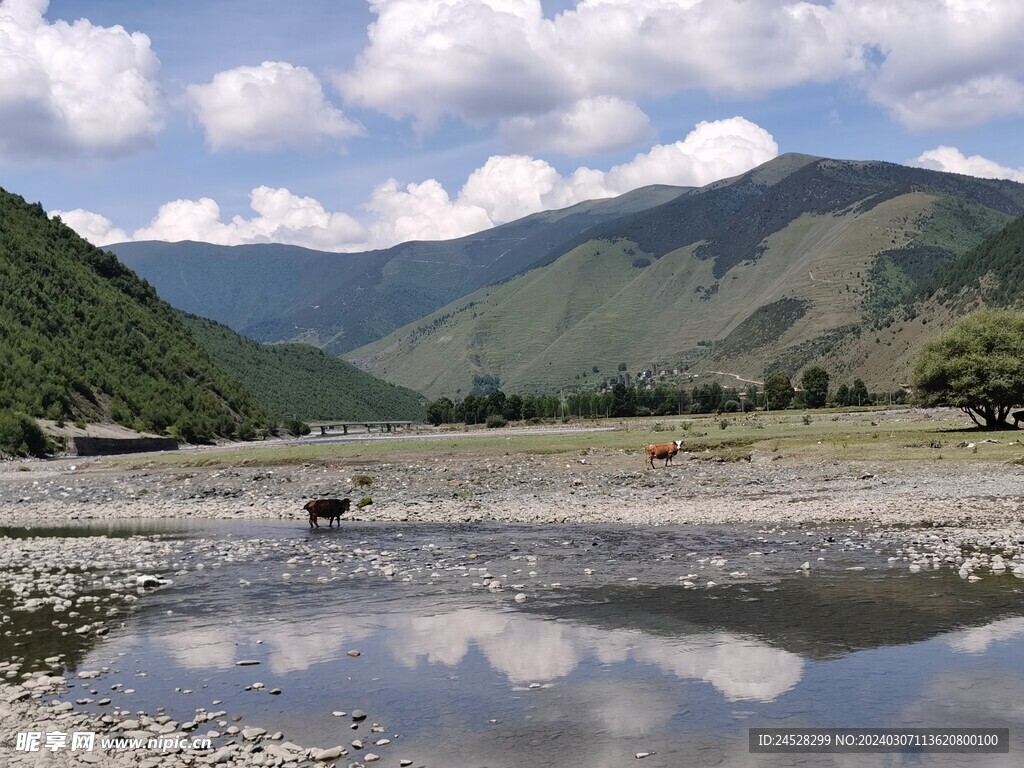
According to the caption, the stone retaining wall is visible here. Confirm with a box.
[72,437,179,456]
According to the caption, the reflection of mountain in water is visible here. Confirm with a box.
[528,568,1024,660]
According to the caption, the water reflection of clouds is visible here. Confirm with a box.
[390,608,803,702]
[158,604,802,702]
[945,617,1024,654]
[160,627,238,670]
[160,615,375,675]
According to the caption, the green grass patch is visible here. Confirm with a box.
[96,409,1024,471]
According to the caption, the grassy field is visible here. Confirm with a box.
[100,407,1024,471]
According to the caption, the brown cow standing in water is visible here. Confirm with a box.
[305,498,351,528]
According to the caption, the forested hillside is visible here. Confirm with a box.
[917,215,1024,306]
[0,188,269,450]
[181,314,426,422]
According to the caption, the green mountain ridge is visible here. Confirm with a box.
[0,188,269,445]
[180,313,426,422]
[111,184,687,355]
[345,155,1024,397]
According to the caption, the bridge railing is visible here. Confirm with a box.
[311,421,414,435]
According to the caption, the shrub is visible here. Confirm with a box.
[283,418,310,437]
[722,400,740,413]
[356,496,373,508]
[0,412,50,457]
[352,474,373,487]
[237,421,257,441]
[485,414,508,428]
[719,419,729,430]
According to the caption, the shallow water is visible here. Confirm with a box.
[9,521,1024,766]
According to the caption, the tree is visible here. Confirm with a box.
[764,373,794,410]
[800,366,830,408]
[426,397,455,426]
[911,308,1024,428]
[610,383,636,417]
[486,389,506,417]
[503,393,523,421]
[835,383,850,407]
[691,382,723,413]
[850,378,870,407]
[470,374,501,396]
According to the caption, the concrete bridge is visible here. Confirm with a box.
[311,421,413,436]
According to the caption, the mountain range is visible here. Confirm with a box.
[112,153,1024,399]
[112,184,685,355]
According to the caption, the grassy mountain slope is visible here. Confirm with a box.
[819,214,1024,390]
[347,156,1024,397]
[0,189,268,441]
[111,184,686,355]
[181,314,426,422]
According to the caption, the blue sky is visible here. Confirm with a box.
[2,0,1023,253]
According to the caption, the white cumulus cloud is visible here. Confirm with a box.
[57,117,779,252]
[912,146,1024,183]
[0,0,161,158]
[131,187,368,250]
[337,0,1024,140]
[844,0,1024,131]
[500,97,653,156]
[49,209,129,246]
[132,197,239,244]
[365,178,493,246]
[603,117,779,190]
[186,61,364,151]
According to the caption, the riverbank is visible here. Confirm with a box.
[3,408,1024,765]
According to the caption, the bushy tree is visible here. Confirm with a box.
[0,411,49,457]
[800,366,830,408]
[911,308,1024,428]
[503,393,523,421]
[470,374,501,396]
[691,382,723,413]
[764,373,794,410]
[426,397,455,426]
[850,379,870,406]
[834,383,850,406]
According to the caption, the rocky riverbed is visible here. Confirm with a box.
[2,438,1024,528]
[2,423,1024,766]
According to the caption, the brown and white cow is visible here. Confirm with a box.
[644,440,683,469]
[304,498,351,528]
